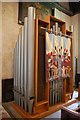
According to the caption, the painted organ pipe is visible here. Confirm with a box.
[27,7,36,114]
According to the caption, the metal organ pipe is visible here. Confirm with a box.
[27,7,36,114]
[14,48,16,103]
[14,7,36,114]
[18,34,21,106]
[16,40,19,104]
[20,26,24,108]
[24,17,28,111]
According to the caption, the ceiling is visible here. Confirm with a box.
[69,2,80,15]
[42,2,80,16]
[58,2,80,15]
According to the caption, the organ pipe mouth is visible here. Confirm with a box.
[29,96,35,100]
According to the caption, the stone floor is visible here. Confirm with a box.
[0,104,11,119]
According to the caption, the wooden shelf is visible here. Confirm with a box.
[50,15,66,34]
[38,18,49,24]
[50,15,65,24]
[35,100,48,107]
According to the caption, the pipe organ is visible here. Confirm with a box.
[14,6,73,116]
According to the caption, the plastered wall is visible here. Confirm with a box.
[71,14,80,74]
[0,2,2,103]
[70,14,78,78]
[2,2,22,79]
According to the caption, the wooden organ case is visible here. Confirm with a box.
[34,16,74,115]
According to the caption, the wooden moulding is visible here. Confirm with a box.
[33,101,48,114]
[50,15,65,24]
[3,99,77,119]
[34,18,38,105]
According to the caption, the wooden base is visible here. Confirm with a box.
[3,99,77,119]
